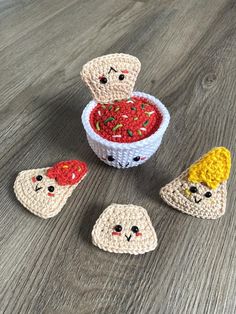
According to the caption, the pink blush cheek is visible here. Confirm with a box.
[136,232,142,236]
[32,177,36,183]
[141,157,146,160]
[48,193,55,197]
[112,232,121,236]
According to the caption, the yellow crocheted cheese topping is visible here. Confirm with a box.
[188,147,231,189]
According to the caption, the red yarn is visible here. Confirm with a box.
[89,96,163,143]
[46,160,88,186]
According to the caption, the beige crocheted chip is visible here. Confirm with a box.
[92,204,157,254]
[159,148,232,219]
[81,53,141,103]
[14,162,87,219]
[160,170,227,219]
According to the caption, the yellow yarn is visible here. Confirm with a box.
[184,189,191,196]
[188,147,231,189]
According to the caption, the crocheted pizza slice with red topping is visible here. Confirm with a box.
[89,96,163,143]
[14,160,88,219]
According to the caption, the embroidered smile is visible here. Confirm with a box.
[125,234,132,242]
[35,184,42,192]
[194,196,202,204]
[119,162,129,168]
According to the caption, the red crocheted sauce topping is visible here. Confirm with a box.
[89,96,163,143]
[46,160,88,186]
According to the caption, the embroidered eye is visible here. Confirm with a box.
[107,155,115,162]
[205,191,212,198]
[189,186,198,193]
[100,77,107,84]
[131,226,139,233]
[133,156,140,162]
[119,74,125,80]
[48,186,55,192]
[114,225,122,232]
[36,175,43,181]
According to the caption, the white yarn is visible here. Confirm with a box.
[81,91,170,169]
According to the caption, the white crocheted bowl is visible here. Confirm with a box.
[81,91,170,169]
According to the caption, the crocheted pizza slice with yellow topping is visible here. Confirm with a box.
[160,147,231,219]
[92,204,157,254]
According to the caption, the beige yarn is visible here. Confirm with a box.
[81,53,141,104]
[92,204,157,254]
[14,167,86,219]
[160,170,228,219]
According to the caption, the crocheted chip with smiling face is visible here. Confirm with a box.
[160,147,231,219]
[14,160,88,219]
[92,204,157,254]
[81,53,141,104]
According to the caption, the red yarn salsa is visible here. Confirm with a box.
[89,96,163,143]
[46,160,88,186]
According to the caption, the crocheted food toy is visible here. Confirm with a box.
[14,160,88,219]
[160,147,231,219]
[81,53,170,169]
[92,204,157,254]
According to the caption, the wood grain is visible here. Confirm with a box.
[0,0,236,313]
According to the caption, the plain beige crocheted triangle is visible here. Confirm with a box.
[81,53,141,103]
[92,204,157,254]
[160,170,228,219]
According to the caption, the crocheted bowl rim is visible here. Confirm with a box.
[81,91,170,149]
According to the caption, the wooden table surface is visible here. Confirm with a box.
[0,0,236,313]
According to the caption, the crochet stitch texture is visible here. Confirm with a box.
[81,53,170,169]
[47,160,87,186]
[14,160,88,219]
[188,147,231,189]
[92,204,157,254]
[160,147,231,219]
[89,96,163,143]
[81,53,141,104]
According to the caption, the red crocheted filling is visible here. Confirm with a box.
[46,160,88,186]
[89,96,163,143]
